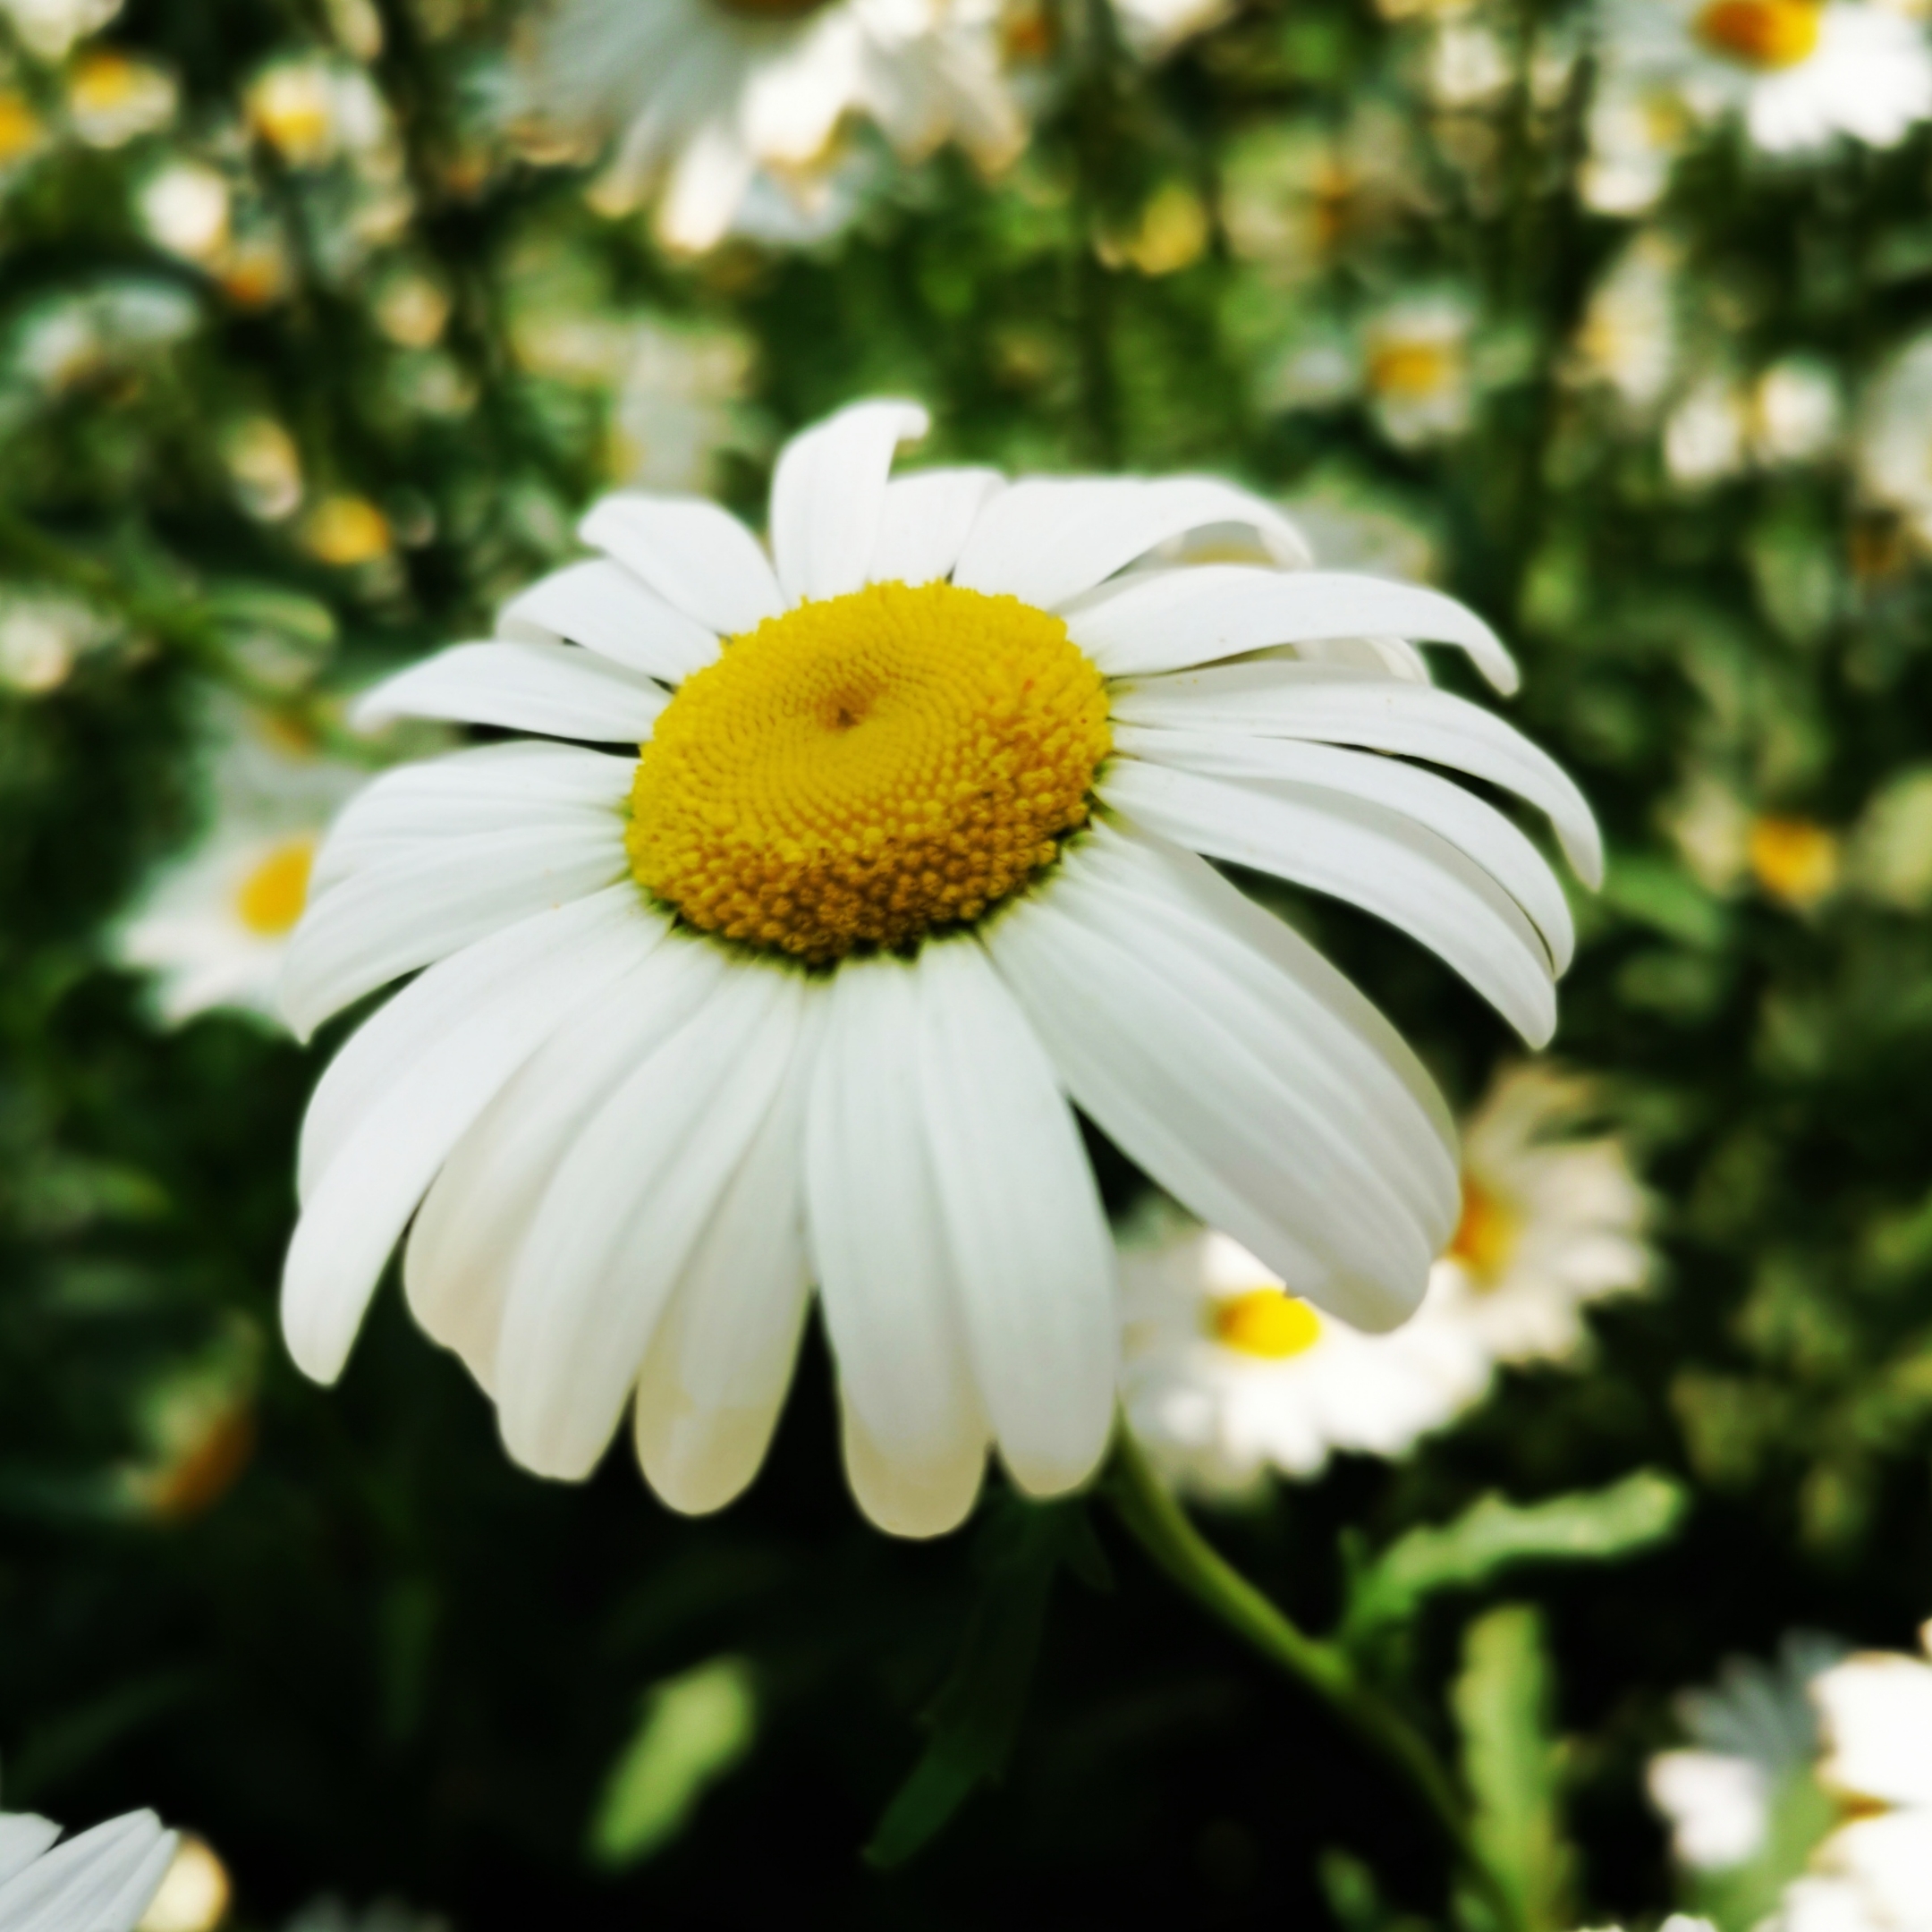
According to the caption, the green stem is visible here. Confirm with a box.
[1103,1427,1522,1932]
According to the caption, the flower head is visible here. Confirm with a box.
[531,0,1025,250]
[278,397,1597,1536]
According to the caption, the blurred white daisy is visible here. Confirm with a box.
[1431,1062,1649,1366]
[64,47,177,148]
[275,396,1597,1538]
[533,0,1025,252]
[1856,332,1932,544]
[115,704,366,1028]
[0,0,118,59]
[1571,232,1681,417]
[1648,1633,1843,1875]
[1602,0,1932,153]
[609,319,755,495]
[1580,80,1694,214]
[1108,0,1234,58]
[1797,1623,1932,1932]
[0,1805,177,1932]
[1119,1217,1493,1495]
[1362,295,1476,448]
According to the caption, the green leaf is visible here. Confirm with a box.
[587,1656,758,1870]
[1598,857,1731,950]
[1346,1471,1687,1639]
[1452,1605,1572,1932]
[1686,1763,1839,1932]
[864,1496,1097,1869]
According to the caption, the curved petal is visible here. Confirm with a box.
[0,1812,175,1932]
[632,985,826,1515]
[280,824,628,1041]
[1100,758,1558,1046]
[494,959,803,1481]
[309,742,631,898]
[295,883,657,1204]
[1070,564,1518,692]
[578,492,784,637]
[953,476,1310,612]
[497,557,721,682]
[1110,661,1604,885]
[1114,727,1575,972]
[805,952,987,1537]
[983,834,1448,1330]
[769,398,930,603]
[280,889,656,1385]
[913,939,1117,1496]
[404,933,724,1394]
[868,467,1004,586]
[0,1819,59,1888]
[352,640,669,741]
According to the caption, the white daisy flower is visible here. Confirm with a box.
[1119,1218,1494,1496]
[276,396,1598,1538]
[1361,295,1477,448]
[1602,0,1932,154]
[1801,1623,1932,1932]
[1570,232,1682,418]
[1108,0,1235,58]
[1648,1633,1843,1875]
[1430,1062,1649,1367]
[115,704,367,1028]
[0,1805,177,1932]
[533,0,1025,252]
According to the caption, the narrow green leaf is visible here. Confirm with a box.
[1347,1471,1687,1638]
[864,1497,1092,1869]
[1453,1605,1572,1932]
[588,1656,758,1869]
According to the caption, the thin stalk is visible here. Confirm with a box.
[1103,1427,1522,1932]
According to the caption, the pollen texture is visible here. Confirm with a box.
[627,580,1111,961]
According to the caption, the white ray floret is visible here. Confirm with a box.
[277,395,1597,1537]
[0,1805,177,1932]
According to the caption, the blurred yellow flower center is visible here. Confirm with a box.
[1694,0,1821,69]
[1208,1290,1324,1360]
[1748,814,1839,907]
[69,54,146,113]
[627,580,1111,962]
[0,92,44,162]
[1447,1177,1520,1285]
[1368,338,1458,401]
[234,837,316,936]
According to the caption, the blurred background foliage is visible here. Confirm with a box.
[2,0,1931,1925]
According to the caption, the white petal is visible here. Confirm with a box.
[578,491,784,636]
[1111,660,1603,885]
[0,1811,175,1932]
[1069,564,1518,692]
[404,931,723,1394]
[0,1818,58,1888]
[805,953,987,1536]
[280,889,657,1385]
[658,116,758,251]
[309,742,631,898]
[1817,1652,1932,1807]
[1114,727,1575,972]
[953,477,1310,612]
[1100,758,1558,1046]
[913,939,1117,1496]
[632,984,826,1514]
[868,467,1004,585]
[984,830,1448,1331]
[769,398,931,603]
[352,640,669,741]
[280,822,628,1040]
[494,959,804,1480]
[496,557,721,682]
[295,882,653,1202]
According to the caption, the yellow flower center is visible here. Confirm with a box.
[1208,1290,1325,1360]
[234,837,316,936]
[1446,1177,1520,1286]
[1368,338,1459,402]
[1748,814,1839,907]
[0,92,44,163]
[627,580,1111,962]
[1693,0,1822,69]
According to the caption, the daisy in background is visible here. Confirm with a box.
[1120,1063,1648,1494]
[1855,331,1932,547]
[0,1801,177,1931]
[276,397,1597,1538]
[114,699,367,1028]
[529,0,1025,253]
[1599,0,1932,154]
